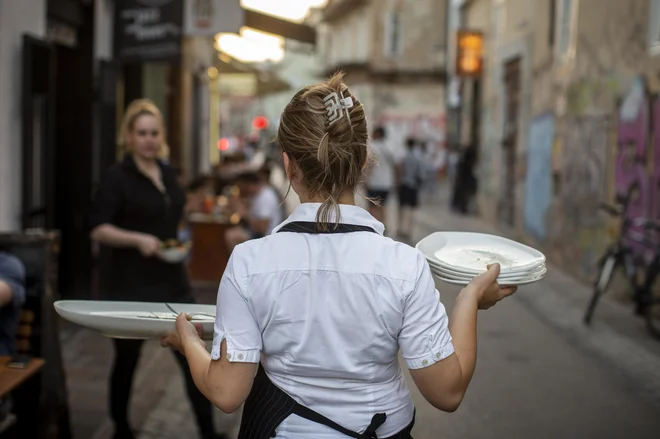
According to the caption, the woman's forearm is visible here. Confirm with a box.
[181,336,257,413]
[182,336,245,413]
[182,336,216,401]
[90,224,142,248]
[0,281,13,307]
[448,286,480,392]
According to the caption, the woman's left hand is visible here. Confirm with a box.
[161,313,203,354]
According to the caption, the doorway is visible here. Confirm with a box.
[499,57,522,226]
[22,35,55,231]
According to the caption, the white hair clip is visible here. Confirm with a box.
[324,91,354,125]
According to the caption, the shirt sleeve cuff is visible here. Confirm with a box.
[211,332,261,363]
[404,340,455,370]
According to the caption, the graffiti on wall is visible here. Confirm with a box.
[523,113,555,240]
[557,115,611,272]
[561,116,611,229]
[615,77,649,254]
[610,76,660,260]
[543,76,660,277]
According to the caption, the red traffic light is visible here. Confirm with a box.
[218,138,230,151]
[252,116,269,130]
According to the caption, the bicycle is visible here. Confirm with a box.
[583,195,660,339]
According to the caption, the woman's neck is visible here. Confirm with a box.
[299,190,356,206]
[132,154,159,173]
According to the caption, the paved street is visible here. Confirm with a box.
[409,201,660,438]
[63,185,660,439]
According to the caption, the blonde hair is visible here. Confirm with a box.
[118,99,169,159]
[277,72,369,229]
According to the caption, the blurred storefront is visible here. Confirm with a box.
[1,0,317,299]
[0,0,97,298]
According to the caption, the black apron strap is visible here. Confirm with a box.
[292,405,387,438]
[238,367,296,439]
[238,366,412,439]
[277,221,378,235]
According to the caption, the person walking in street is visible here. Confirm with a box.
[162,73,516,438]
[451,145,478,215]
[396,138,425,243]
[365,126,398,226]
[89,99,225,439]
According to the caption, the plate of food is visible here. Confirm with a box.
[159,239,191,264]
[54,300,216,340]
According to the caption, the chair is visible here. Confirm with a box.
[0,232,71,438]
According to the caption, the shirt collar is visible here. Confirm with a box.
[272,203,385,236]
[121,153,167,174]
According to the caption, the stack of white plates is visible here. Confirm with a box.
[416,232,546,286]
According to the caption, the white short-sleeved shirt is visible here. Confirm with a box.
[367,139,401,191]
[250,185,282,235]
[212,203,454,438]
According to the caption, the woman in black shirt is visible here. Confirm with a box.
[89,99,221,439]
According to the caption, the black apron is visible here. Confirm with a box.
[237,221,415,439]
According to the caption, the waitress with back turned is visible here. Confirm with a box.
[89,99,222,439]
[163,75,517,438]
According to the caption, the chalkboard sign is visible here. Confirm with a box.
[114,0,183,62]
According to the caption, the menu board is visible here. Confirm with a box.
[114,0,184,62]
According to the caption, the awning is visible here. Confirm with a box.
[216,56,291,96]
[243,9,316,45]
[322,0,368,22]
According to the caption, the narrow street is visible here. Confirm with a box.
[63,185,660,439]
[409,199,660,438]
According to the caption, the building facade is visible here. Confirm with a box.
[463,0,660,288]
[317,0,448,148]
[0,0,225,297]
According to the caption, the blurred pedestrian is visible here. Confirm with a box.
[396,138,425,242]
[0,253,26,433]
[451,145,478,215]
[365,126,398,226]
[163,73,516,439]
[0,252,25,356]
[89,99,225,439]
[224,169,283,251]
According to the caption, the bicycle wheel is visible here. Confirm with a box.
[645,298,660,340]
[584,254,617,325]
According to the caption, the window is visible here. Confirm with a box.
[549,0,556,48]
[384,4,403,58]
[649,0,660,55]
[355,10,370,62]
[492,0,505,45]
[554,0,577,63]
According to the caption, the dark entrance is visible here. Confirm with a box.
[22,1,96,299]
[499,57,522,227]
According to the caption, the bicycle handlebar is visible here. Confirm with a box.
[599,203,623,217]
[632,218,660,232]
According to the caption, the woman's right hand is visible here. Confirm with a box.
[135,233,162,257]
[466,263,517,310]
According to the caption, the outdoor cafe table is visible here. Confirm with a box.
[187,214,234,285]
[0,356,44,399]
